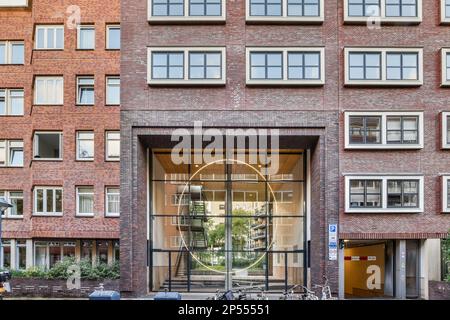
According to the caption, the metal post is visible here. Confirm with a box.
[225,163,233,290]
[285,251,288,292]
[0,209,3,269]
[168,251,172,292]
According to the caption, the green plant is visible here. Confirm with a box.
[8,258,120,281]
[443,231,450,282]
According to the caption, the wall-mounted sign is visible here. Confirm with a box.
[328,224,337,261]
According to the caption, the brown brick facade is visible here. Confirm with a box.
[121,0,450,298]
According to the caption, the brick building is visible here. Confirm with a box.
[0,0,121,271]
[121,0,450,299]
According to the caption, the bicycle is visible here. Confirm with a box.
[313,276,337,300]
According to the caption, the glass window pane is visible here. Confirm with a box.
[55,189,63,212]
[0,43,5,63]
[79,27,95,49]
[11,43,24,64]
[107,27,120,49]
[46,189,54,212]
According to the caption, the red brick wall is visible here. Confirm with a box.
[0,0,120,239]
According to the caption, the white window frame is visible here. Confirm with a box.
[0,140,24,167]
[442,112,450,149]
[105,131,120,161]
[344,0,422,23]
[0,89,24,116]
[33,186,63,216]
[442,176,450,213]
[105,187,120,217]
[77,25,95,50]
[0,41,25,64]
[246,47,325,86]
[148,47,226,85]
[245,0,324,23]
[33,131,63,161]
[76,76,95,105]
[441,48,450,86]
[106,25,120,50]
[34,76,64,105]
[106,76,120,105]
[0,190,23,219]
[76,131,94,161]
[148,0,226,22]
[34,25,64,50]
[344,174,424,213]
[76,186,95,217]
[441,0,450,24]
[344,47,423,86]
[0,0,28,7]
[344,111,424,149]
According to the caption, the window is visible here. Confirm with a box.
[113,241,120,262]
[348,53,381,80]
[34,241,75,269]
[386,116,418,144]
[15,240,27,270]
[0,191,23,218]
[386,0,417,17]
[0,140,24,167]
[246,0,323,22]
[441,112,450,149]
[96,241,109,264]
[106,131,120,161]
[387,180,419,208]
[34,76,63,105]
[349,180,382,208]
[35,25,64,50]
[344,0,421,22]
[0,240,11,269]
[0,41,24,64]
[77,25,95,50]
[106,76,120,105]
[81,240,93,262]
[76,131,94,160]
[34,187,63,215]
[76,187,94,216]
[0,89,24,115]
[441,49,450,86]
[344,48,423,86]
[189,52,222,79]
[76,76,95,105]
[442,176,450,213]
[386,53,418,80]
[148,47,226,85]
[246,47,325,85]
[106,25,120,50]
[345,112,423,149]
[33,132,62,160]
[106,187,120,216]
[345,175,424,213]
[348,116,381,144]
[442,0,450,23]
[149,0,226,21]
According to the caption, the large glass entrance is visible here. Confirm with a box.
[149,149,307,292]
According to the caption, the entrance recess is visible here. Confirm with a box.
[149,150,307,292]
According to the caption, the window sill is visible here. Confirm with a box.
[33,158,63,162]
[246,79,325,86]
[344,17,422,24]
[75,158,94,162]
[441,81,450,87]
[245,16,324,24]
[75,104,95,107]
[105,158,120,162]
[105,104,120,107]
[0,165,24,168]
[1,216,24,220]
[0,114,25,117]
[33,213,63,217]
[0,63,25,66]
[76,48,95,51]
[148,79,226,86]
[33,104,64,107]
[344,80,423,87]
[345,144,423,150]
[345,208,423,214]
[33,48,64,51]
[148,16,226,24]
[105,214,120,218]
[105,48,120,51]
[75,214,94,217]
[441,18,450,25]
